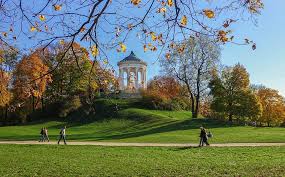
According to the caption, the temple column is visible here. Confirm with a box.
[119,68,124,90]
[143,68,147,89]
[126,68,130,88]
[135,67,138,90]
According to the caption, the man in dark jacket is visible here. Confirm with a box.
[199,126,210,146]
[39,127,44,142]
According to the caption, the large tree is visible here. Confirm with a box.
[44,43,117,104]
[209,63,262,122]
[0,42,18,121]
[255,87,285,126]
[161,35,220,118]
[12,51,51,112]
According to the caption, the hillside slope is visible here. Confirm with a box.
[0,99,284,143]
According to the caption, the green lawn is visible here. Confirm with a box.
[0,144,284,176]
[0,108,284,143]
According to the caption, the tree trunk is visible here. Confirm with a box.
[185,82,196,118]
[194,70,201,118]
[32,96,35,112]
[194,95,200,118]
[229,113,233,122]
[41,96,44,112]
[5,104,8,122]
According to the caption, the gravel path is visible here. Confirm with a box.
[0,141,284,147]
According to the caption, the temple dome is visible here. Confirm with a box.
[118,51,147,66]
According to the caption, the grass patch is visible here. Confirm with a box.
[0,144,284,176]
[0,108,284,143]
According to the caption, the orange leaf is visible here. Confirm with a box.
[131,0,141,6]
[53,4,62,11]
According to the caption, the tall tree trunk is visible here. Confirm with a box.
[228,101,233,122]
[41,96,44,112]
[5,104,8,122]
[194,95,200,118]
[194,70,201,118]
[229,113,233,122]
[185,82,195,118]
[32,96,35,112]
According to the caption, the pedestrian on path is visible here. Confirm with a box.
[199,126,210,147]
[58,126,67,145]
[44,127,49,142]
[39,127,45,142]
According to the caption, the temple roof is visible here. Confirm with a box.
[118,51,147,65]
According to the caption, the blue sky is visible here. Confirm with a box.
[221,0,285,96]
[119,0,285,96]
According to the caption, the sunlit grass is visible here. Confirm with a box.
[0,144,284,176]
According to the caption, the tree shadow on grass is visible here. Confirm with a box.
[68,118,235,141]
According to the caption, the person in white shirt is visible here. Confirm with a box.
[58,126,67,145]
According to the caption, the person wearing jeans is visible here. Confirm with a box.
[58,126,67,145]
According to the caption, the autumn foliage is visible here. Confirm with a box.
[255,88,285,126]
[0,42,118,124]
[142,76,190,110]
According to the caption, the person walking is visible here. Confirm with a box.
[199,126,210,147]
[58,126,67,145]
[39,127,44,142]
[44,127,49,142]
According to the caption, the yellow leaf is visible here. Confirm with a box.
[167,0,173,7]
[39,15,46,21]
[30,26,37,32]
[157,7,166,13]
[150,32,157,41]
[53,4,62,11]
[203,9,215,18]
[59,39,65,45]
[103,59,108,65]
[91,45,99,56]
[131,0,141,6]
[218,30,228,43]
[181,15,187,26]
[120,43,127,52]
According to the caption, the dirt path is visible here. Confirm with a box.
[0,141,285,147]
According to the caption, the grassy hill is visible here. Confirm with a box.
[0,99,284,143]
